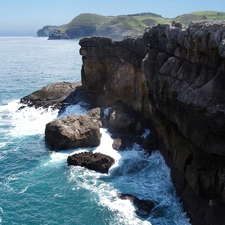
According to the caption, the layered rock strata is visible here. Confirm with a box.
[79,20,225,225]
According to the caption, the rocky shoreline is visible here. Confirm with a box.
[20,81,156,217]
[21,20,225,225]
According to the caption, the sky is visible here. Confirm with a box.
[0,0,224,36]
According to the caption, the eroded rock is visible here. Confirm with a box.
[20,82,81,110]
[45,114,101,150]
[67,151,114,173]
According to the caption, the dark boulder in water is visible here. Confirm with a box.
[45,114,101,150]
[67,151,115,173]
[112,138,122,150]
[20,81,81,110]
[118,193,154,217]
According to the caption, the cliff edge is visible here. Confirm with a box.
[79,20,225,225]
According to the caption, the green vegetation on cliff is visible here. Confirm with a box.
[175,11,225,25]
[37,11,225,39]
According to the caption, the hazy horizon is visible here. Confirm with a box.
[0,0,224,36]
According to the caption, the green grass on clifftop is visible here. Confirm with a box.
[38,11,225,38]
[60,10,225,31]
[175,11,225,25]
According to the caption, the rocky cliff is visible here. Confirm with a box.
[79,20,225,225]
[37,25,57,37]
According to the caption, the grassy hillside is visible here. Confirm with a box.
[59,10,225,33]
[38,11,225,39]
[175,11,225,25]
[65,13,108,27]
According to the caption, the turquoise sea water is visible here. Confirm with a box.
[0,37,190,225]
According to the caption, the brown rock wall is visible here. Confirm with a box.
[79,20,225,225]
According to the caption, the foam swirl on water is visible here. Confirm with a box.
[0,99,190,224]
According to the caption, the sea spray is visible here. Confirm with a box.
[0,37,190,225]
[0,99,190,224]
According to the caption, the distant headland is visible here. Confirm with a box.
[37,11,225,40]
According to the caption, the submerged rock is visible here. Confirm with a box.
[118,193,154,217]
[45,114,101,150]
[67,151,114,173]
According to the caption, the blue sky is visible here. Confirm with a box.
[0,0,224,36]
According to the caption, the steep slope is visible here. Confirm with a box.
[79,20,225,225]
[37,12,168,39]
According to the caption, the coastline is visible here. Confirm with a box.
[78,21,225,225]
[18,20,225,224]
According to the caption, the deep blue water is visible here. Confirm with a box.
[0,37,190,225]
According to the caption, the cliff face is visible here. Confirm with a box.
[79,20,225,225]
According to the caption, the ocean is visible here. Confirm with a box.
[0,36,190,225]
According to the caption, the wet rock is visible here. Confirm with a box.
[118,193,154,216]
[87,107,104,127]
[20,81,81,110]
[143,130,159,152]
[45,114,101,150]
[111,133,143,150]
[67,151,114,173]
[108,110,135,133]
[112,138,122,150]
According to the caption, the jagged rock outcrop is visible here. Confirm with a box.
[37,25,57,37]
[67,151,114,173]
[20,82,81,110]
[19,81,93,112]
[79,20,225,225]
[45,114,101,150]
[48,30,70,40]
